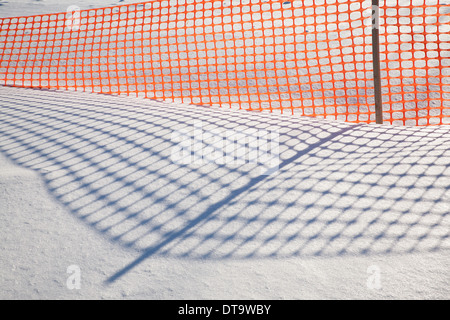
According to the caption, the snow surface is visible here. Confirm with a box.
[0,0,449,300]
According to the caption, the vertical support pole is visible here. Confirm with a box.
[372,0,383,124]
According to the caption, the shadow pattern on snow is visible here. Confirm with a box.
[0,86,449,283]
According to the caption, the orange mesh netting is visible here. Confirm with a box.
[0,0,449,125]
[381,1,450,125]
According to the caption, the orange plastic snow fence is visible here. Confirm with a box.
[0,0,449,125]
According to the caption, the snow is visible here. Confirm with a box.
[0,0,449,300]
[0,0,148,18]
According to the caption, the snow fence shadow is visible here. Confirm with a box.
[0,86,449,283]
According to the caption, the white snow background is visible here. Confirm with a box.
[0,0,449,299]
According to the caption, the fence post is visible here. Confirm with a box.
[372,0,383,124]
